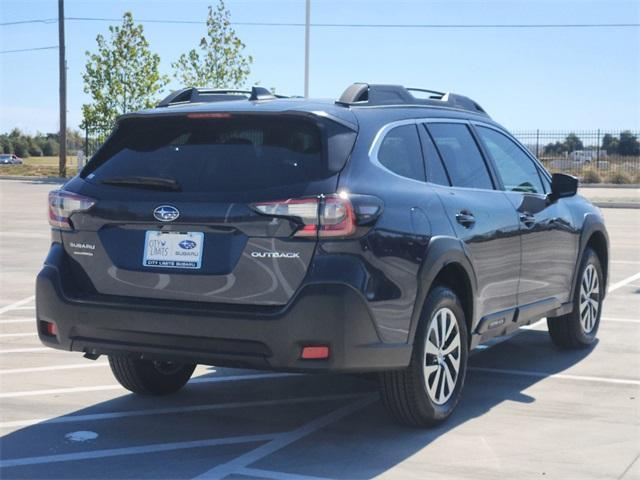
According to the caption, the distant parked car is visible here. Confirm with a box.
[0,154,23,165]
[569,150,605,163]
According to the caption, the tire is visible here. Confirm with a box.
[379,285,469,427]
[108,355,196,395]
[547,247,603,349]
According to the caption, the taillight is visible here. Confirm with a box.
[319,194,356,238]
[48,190,96,230]
[251,193,359,239]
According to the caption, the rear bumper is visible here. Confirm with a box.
[36,244,411,372]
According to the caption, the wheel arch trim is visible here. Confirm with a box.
[408,235,478,345]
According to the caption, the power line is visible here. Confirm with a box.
[0,19,57,26]
[0,45,58,54]
[65,18,640,28]
[1,17,639,28]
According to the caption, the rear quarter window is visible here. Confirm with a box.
[376,124,425,181]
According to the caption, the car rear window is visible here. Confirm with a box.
[83,115,337,193]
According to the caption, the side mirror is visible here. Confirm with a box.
[549,173,578,202]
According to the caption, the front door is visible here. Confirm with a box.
[473,124,579,317]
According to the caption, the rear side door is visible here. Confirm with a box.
[424,121,521,325]
[473,124,579,314]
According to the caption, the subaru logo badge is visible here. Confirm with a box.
[153,205,180,222]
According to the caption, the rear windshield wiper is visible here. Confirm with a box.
[100,176,182,191]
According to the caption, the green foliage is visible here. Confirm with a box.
[543,141,566,155]
[601,131,640,156]
[563,133,583,153]
[82,12,169,128]
[617,131,640,156]
[543,133,584,155]
[0,129,82,158]
[601,133,618,154]
[172,1,253,88]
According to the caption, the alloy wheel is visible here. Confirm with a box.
[424,307,461,405]
[579,264,600,333]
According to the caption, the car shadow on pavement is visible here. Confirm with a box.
[0,329,597,479]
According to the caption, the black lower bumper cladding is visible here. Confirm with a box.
[36,245,411,372]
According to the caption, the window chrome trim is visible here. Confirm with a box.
[368,118,477,186]
[369,117,549,191]
[366,119,430,185]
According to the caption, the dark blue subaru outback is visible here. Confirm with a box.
[37,84,609,426]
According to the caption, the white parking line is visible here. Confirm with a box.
[194,395,378,479]
[238,467,332,480]
[11,306,35,311]
[0,332,37,338]
[0,433,275,468]
[602,317,640,324]
[470,367,640,385]
[0,347,58,354]
[0,362,108,375]
[0,318,34,325]
[608,272,640,293]
[0,393,367,429]
[0,296,34,315]
[0,372,296,399]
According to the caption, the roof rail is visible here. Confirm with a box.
[157,86,282,107]
[336,83,488,116]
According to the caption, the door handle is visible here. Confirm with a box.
[519,212,536,228]
[455,210,476,228]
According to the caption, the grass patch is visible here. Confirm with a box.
[0,156,78,177]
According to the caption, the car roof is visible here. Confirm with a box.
[120,96,504,133]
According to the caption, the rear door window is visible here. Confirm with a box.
[84,115,333,193]
[377,124,425,181]
[427,123,494,190]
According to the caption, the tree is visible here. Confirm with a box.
[602,133,619,155]
[617,131,640,156]
[172,1,253,88]
[82,12,169,128]
[563,133,583,153]
[543,141,567,155]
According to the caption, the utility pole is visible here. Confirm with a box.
[304,0,310,97]
[58,0,67,177]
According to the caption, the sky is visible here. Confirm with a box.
[0,0,639,134]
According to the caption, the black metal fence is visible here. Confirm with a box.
[512,130,640,184]
[83,125,640,184]
[84,124,112,159]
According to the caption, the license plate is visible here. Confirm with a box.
[143,231,204,269]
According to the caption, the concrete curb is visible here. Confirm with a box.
[0,175,66,182]
[593,202,640,209]
[581,184,640,189]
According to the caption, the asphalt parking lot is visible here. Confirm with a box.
[0,178,638,479]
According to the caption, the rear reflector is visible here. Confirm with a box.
[301,345,330,360]
[48,190,96,230]
[43,321,58,336]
